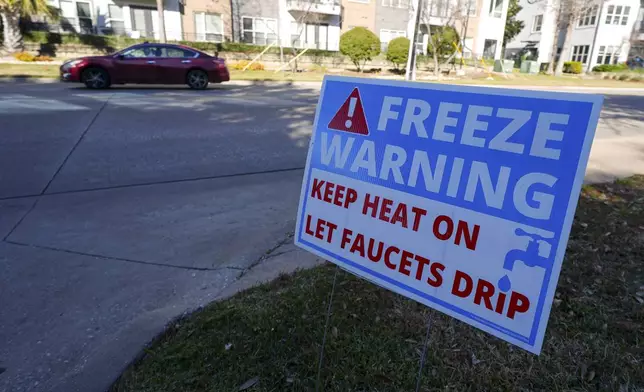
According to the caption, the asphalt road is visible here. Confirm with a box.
[1,81,643,392]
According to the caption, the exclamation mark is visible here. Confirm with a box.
[345,97,357,129]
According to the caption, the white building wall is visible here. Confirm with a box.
[505,0,558,63]
[277,0,341,50]
[475,0,510,58]
[509,0,639,70]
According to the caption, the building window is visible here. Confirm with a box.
[489,0,503,18]
[578,5,598,27]
[242,17,278,45]
[76,2,93,33]
[195,12,223,42]
[462,0,476,16]
[596,45,620,64]
[571,45,590,63]
[108,4,125,35]
[605,5,630,25]
[483,39,497,58]
[58,0,77,32]
[382,0,408,8]
[291,22,330,50]
[532,14,543,32]
[379,29,406,50]
[430,0,449,16]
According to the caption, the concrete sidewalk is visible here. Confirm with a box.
[0,81,642,392]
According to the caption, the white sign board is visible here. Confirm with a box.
[295,76,603,354]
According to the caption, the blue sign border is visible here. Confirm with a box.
[295,75,603,353]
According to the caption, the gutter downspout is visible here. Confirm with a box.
[586,0,606,73]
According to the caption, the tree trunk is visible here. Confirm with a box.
[1,10,23,54]
[547,1,563,74]
[554,17,574,76]
[156,0,166,43]
[433,52,439,76]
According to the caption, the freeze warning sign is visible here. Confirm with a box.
[294,76,603,354]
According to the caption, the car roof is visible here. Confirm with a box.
[128,42,211,56]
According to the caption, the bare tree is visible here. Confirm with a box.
[418,0,468,76]
[549,0,600,75]
[286,0,336,71]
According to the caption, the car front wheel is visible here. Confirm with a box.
[82,67,110,89]
[187,70,209,90]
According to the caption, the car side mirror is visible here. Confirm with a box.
[116,54,124,60]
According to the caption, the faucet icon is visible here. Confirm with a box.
[498,228,553,293]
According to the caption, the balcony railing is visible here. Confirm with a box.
[286,0,341,15]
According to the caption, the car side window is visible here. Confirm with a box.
[122,46,162,58]
[164,47,197,58]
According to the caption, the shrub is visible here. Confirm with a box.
[618,74,630,81]
[34,55,53,62]
[563,61,583,74]
[231,60,265,71]
[427,26,460,61]
[339,27,380,72]
[13,52,36,62]
[386,36,410,69]
[592,63,628,72]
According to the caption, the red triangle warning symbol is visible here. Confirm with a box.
[328,88,369,135]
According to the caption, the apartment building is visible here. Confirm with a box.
[342,0,376,33]
[506,0,640,70]
[43,0,183,40]
[34,0,508,58]
[630,5,644,56]
[367,0,508,58]
[181,0,232,43]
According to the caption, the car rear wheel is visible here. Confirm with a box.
[82,67,110,89]
[187,70,209,90]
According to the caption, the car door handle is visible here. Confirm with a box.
[181,60,191,64]
[147,60,156,64]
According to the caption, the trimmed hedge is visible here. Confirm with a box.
[563,61,583,74]
[592,63,629,72]
[23,31,338,57]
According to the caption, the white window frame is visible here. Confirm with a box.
[430,0,449,17]
[462,0,476,16]
[195,12,224,42]
[596,45,620,64]
[242,16,278,46]
[382,0,407,8]
[489,0,503,18]
[571,45,590,64]
[107,4,125,34]
[532,14,543,32]
[578,5,598,27]
[380,29,406,50]
[605,5,630,25]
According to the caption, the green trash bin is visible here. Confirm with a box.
[520,60,539,74]
[493,60,514,73]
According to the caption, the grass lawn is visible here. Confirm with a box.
[112,177,644,392]
[0,63,60,79]
[2,63,644,88]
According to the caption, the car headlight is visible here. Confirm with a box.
[64,59,84,68]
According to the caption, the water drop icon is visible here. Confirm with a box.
[498,275,511,292]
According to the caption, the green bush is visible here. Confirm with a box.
[339,27,380,72]
[386,36,410,69]
[427,26,459,61]
[22,31,339,57]
[563,61,583,74]
[592,63,629,72]
[618,74,630,81]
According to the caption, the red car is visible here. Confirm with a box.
[60,42,230,90]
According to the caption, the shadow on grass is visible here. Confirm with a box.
[111,176,644,392]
